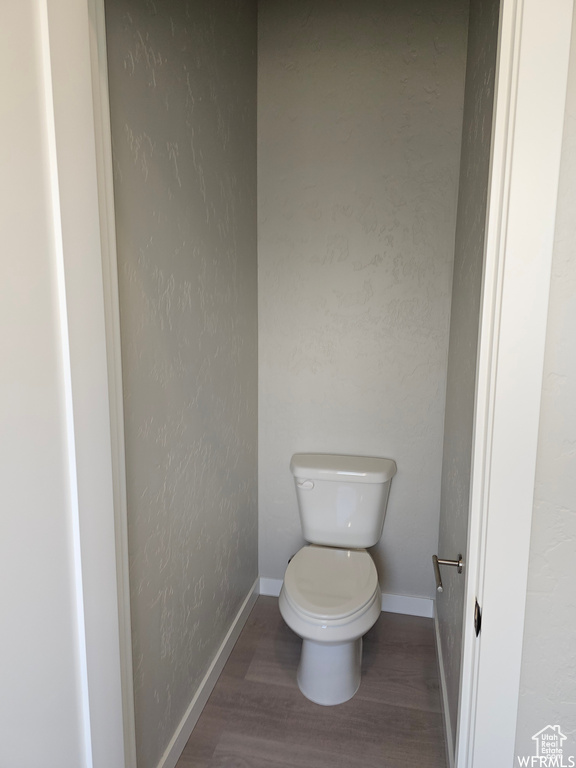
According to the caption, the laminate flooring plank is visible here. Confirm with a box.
[205,679,444,763]
[209,731,414,768]
[176,717,223,766]
[174,758,210,768]
[366,612,436,648]
[244,632,302,689]
[176,597,447,768]
[218,598,278,680]
[358,645,441,711]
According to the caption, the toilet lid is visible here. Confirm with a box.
[284,546,379,621]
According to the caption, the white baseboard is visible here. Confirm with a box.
[259,576,282,597]
[156,578,259,768]
[259,577,434,619]
[380,593,434,618]
[434,602,455,768]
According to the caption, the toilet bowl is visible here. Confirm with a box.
[280,453,396,705]
[279,544,382,705]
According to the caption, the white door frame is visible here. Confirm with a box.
[81,0,574,766]
[14,0,136,765]
[87,0,137,765]
[455,1,574,766]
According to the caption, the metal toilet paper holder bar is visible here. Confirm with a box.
[432,554,463,593]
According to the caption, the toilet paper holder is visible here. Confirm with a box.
[432,554,463,593]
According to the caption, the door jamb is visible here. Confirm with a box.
[455,1,574,765]
[88,0,137,765]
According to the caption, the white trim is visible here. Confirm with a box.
[38,3,93,761]
[434,604,455,768]
[259,577,433,618]
[455,0,521,760]
[380,593,433,619]
[87,1,137,765]
[156,579,259,768]
[44,0,129,764]
[455,1,575,766]
[259,577,283,597]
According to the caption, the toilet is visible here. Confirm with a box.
[279,453,396,706]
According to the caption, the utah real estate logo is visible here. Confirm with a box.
[517,725,575,767]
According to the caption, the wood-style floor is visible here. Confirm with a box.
[176,596,446,768]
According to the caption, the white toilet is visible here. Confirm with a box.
[279,453,397,706]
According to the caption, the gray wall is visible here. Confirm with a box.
[436,0,499,748]
[105,3,258,766]
[257,0,469,598]
[515,9,576,757]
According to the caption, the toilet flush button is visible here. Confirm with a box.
[297,479,314,490]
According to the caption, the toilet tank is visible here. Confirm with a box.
[290,454,397,549]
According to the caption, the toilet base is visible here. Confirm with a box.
[297,637,362,706]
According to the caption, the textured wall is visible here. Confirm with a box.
[515,11,576,756]
[436,0,499,748]
[258,0,468,597]
[105,3,258,767]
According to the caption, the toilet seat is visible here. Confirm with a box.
[283,545,379,622]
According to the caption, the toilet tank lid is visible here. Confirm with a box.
[290,454,397,483]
